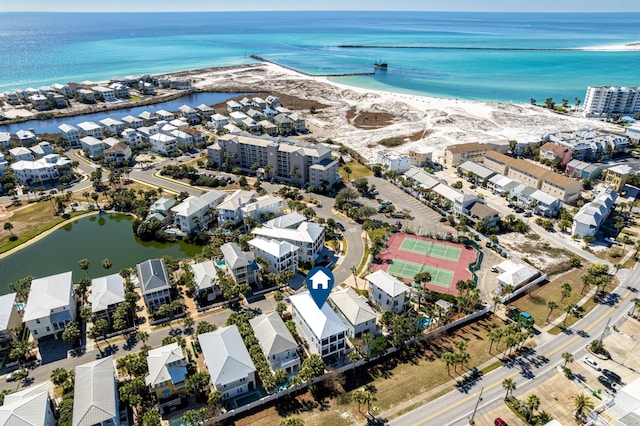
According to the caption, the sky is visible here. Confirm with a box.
[1,0,639,13]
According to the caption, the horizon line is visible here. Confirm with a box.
[2,10,639,13]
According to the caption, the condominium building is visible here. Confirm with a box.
[11,154,72,186]
[583,86,640,117]
[248,237,299,274]
[252,221,325,263]
[208,135,340,189]
[377,151,411,173]
[544,129,629,162]
[603,164,633,192]
[572,190,617,237]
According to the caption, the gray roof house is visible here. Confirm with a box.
[249,313,300,375]
[72,356,119,426]
[328,287,377,338]
[0,382,55,425]
[88,273,125,318]
[136,259,172,310]
[263,212,307,229]
[220,243,259,286]
[145,343,188,400]
[199,325,256,400]
[366,270,411,314]
[191,260,221,300]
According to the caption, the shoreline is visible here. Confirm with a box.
[2,61,623,163]
[0,210,98,261]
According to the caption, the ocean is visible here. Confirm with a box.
[1,11,639,103]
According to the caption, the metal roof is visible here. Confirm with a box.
[72,357,117,426]
[23,271,73,322]
[199,325,256,387]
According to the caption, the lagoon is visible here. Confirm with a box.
[0,213,202,294]
[0,91,247,134]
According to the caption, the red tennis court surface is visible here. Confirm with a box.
[372,232,478,296]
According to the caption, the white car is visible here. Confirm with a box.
[583,356,601,371]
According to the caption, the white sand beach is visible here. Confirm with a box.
[186,62,620,162]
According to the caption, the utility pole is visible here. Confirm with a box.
[469,386,484,425]
[600,317,611,343]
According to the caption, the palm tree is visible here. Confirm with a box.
[562,304,573,325]
[441,352,456,375]
[82,191,90,205]
[525,394,540,422]
[573,393,592,419]
[561,351,574,368]
[102,258,112,270]
[502,378,516,401]
[488,327,503,353]
[546,300,558,323]
[413,285,429,311]
[492,295,501,313]
[3,222,15,238]
[343,166,352,181]
[135,331,149,345]
[630,297,640,317]
[78,258,90,276]
[560,283,572,302]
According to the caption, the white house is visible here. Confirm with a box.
[248,237,299,274]
[199,326,257,400]
[494,260,542,290]
[572,190,618,237]
[104,142,132,165]
[328,287,377,338]
[155,109,175,121]
[377,151,411,174]
[149,133,177,156]
[530,190,563,218]
[226,100,242,112]
[263,212,307,229]
[93,86,116,102]
[230,111,249,125]
[80,136,105,158]
[136,259,172,310]
[77,121,103,139]
[240,194,284,222]
[16,129,37,146]
[366,270,411,314]
[88,273,126,321]
[217,190,257,226]
[0,382,55,426]
[210,113,229,128]
[11,154,72,186]
[145,343,188,400]
[58,124,81,147]
[249,312,300,375]
[30,142,54,158]
[72,356,120,426]
[170,189,227,234]
[191,260,221,301]
[0,293,21,351]
[23,271,76,340]
[252,221,325,263]
[290,291,347,359]
[99,117,125,136]
[9,147,34,162]
[121,128,142,147]
[0,132,11,149]
[121,115,143,129]
[178,105,200,125]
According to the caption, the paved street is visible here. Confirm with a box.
[389,263,639,426]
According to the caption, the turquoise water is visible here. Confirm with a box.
[0,213,202,293]
[1,11,639,102]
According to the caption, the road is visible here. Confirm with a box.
[390,263,639,426]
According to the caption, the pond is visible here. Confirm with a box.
[0,91,250,134]
[0,213,202,293]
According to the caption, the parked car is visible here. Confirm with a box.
[470,184,477,189]
[602,369,622,384]
[369,189,379,196]
[491,266,499,272]
[598,375,619,391]
[336,223,345,232]
[494,418,508,426]
[514,207,524,213]
[583,356,601,371]
[523,211,532,217]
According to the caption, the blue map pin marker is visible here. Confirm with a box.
[306,266,334,309]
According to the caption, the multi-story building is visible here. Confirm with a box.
[483,150,515,175]
[240,194,285,223]
[366,270,411,314]
[77,121,103,139]
[23,271,76,340]
[220,242,259,286]
[199,326,257,400]
[92,86,116,102]
[99,117,125,136]
[80,136,105,158]
[16,129,37,147]
[539,142,573,166]
[72,357,120,426]
[121,115,143,129]
[248,237,299,274]
[604,164,632,192]
[58,124,80,148]
[170,189,227,234]
[0,294,21,351]
[104,142,132,165]
[208,135,340,189]
[328,287,377,338]
[0,382,56,425]
[88,273,126,321]
[149,133,177,156]
[136,259,172,310]
[290,292,347,360]
[544,129,628,162]
[444,142,494,167]
[216,190,258,226]
[252,221,325,263]
[377,151,411,174]
[249,313,300,375]
[572,190,617,237]
[583,86,640,117]
[145,343,188,401]
[11,154,72,186]
[178,105,200,125]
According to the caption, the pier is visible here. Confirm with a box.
[250,55,375,77]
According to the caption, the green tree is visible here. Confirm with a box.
[441,351,456,375]
[141,408,162,426]
[3,222,15,238]
[9,340,34,365]
[186,371,211,398]
[561,351,574,368]
[102,258,112,270]
[182,408,208,426]
[61,321,81,347]
[78,258,90,276]
[299,354,325,381]
[573,393,592,419]
[546,300,558,323]
[343,166,352,181]
[502,377,516,400]
[279,417,304,426]
[525,394,541,423]
[561,283,572,302]
[196,320,217,335]
[50,367,71,388]
[488,327,503,353]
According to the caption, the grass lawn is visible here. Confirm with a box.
[339,162,372,181]
[0,202,86,255]
[232,316,505,426]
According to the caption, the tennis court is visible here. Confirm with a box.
[400,237,461,262]
[387,259,455,289]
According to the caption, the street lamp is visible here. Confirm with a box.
[469,386,484,425]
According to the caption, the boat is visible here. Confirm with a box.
[374,60,388,70]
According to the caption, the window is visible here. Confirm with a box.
[36,319,41,324]
[46,327,50,332]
